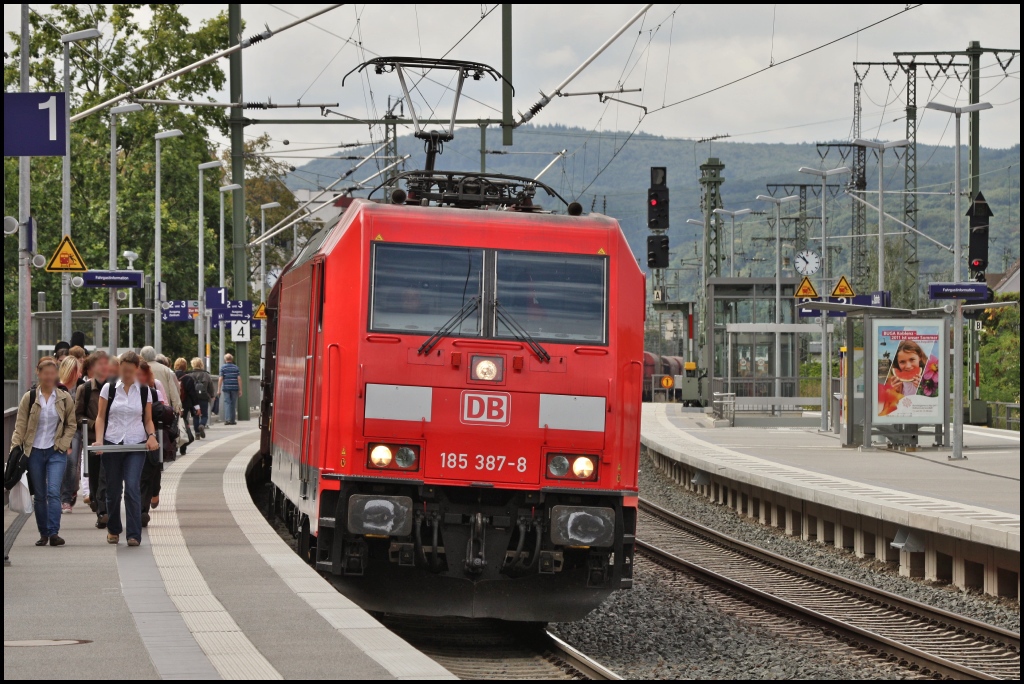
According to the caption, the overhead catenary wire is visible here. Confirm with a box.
[71,3,347,121]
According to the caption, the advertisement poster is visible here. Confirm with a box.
[872,319,944,424]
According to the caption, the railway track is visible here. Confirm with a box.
[638,498,1020,680]
[378,615,621,680]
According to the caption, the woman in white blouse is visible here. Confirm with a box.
[9,356,78,546]
[92,351,159,546]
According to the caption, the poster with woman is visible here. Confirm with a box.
[872,319,944,424]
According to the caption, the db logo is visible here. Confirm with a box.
[461,391,511,426]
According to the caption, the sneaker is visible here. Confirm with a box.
[83,494,91,506]
[197,426,206,439]
[35,537,49,546]
[49,535,65,547]
[142,512,151,527]
[179,444,188,456]
[127,538,141,547]
[106,534,119,544]
[150,496,160,510]
[62,503,73,514]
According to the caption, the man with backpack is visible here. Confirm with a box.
[76,351,113,529]
[187,358,214,437]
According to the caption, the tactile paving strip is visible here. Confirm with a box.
[222,450,456,680]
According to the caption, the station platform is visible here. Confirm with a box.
[3,425,453,681]
[641,403,1020,599]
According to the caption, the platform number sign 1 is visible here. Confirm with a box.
[3,92,67,157]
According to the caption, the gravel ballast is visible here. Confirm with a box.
[551,559,912,680]
[637,450,1020,633]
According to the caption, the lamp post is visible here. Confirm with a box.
[712,208,751,277]
[259,201,280,383]
[59,27,101,342]
[197,161,226,365]
[108,102,144,355]
[218,183,242,372]
[259,202,281,306]
[924,101,992,461]
[757,194,799,416]
[799,165,850,432]
[852,138,909,293]
[154,128,183,353]
[122,250,138,348]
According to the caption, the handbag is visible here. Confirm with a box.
[4,445,29,491]
[9,473,34,514]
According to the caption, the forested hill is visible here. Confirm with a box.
[285,124,1020,288]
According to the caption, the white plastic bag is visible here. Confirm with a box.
[9,473,34,515]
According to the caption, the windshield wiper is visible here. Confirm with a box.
[418,297,480,356]
[494,300,551,362]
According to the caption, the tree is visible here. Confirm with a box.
[4,4,229,376]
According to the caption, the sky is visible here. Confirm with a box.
[5,4,1021,159]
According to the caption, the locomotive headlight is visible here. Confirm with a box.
[474,359,498,380]
[548,455,570,477]
[369,444,393,468]
[572,456,595,479]
[395,446,417,469]
[470,355,503,382]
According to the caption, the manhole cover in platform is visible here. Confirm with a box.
[4,639,91,647]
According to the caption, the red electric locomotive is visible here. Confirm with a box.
[260,173,645,621]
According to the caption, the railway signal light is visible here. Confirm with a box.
[966,191,992,279]
[648,166,669,230]
[647,234,669,269]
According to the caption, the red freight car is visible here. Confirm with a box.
[261,194,645,621]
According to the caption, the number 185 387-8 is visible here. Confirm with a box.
[440,452,527,473]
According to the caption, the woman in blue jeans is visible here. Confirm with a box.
[92,351,159,547]
[9,356,78,546]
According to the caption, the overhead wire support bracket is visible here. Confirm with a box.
[600,95,646,114]
[558,87,642,98]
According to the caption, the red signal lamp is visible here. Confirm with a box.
[649,198,658,206]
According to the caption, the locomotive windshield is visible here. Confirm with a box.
[494,251,606,343]
[370,244,484,334]
[370,244,607,344]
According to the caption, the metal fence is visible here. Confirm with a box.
[989,402,1020,431]
[711,376,824,409]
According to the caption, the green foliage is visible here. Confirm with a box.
[978,292,1020,403]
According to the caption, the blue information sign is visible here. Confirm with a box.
[212,301,253,324]
[4,92,67,157]
[798,294,882,318]
[81,270,144,288]
[928,282,987,300]
[205,286,230,310]
[161,300,199,322]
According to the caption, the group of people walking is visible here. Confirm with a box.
[8,341,238,548]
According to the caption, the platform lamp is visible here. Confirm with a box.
[153,128,183,353]
[108,102,144,355]
[218,183,242,372]
[756,194,800,416]
[59,27,101,342]
[799,165,850,433]
[923,101,991,462]
[197,160,226,366]
[712,208,752,278]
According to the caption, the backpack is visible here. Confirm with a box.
[191,371,211,402]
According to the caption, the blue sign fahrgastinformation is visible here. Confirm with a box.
[4,92,67,157]
[928,282,988,300]
[212,301,253,324]
[81,270,144,288]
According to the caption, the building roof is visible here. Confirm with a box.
[993,258,1020,294]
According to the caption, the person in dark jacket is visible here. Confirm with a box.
[174,357,201,446]
[76,351,112,528]
[187,358,213,438]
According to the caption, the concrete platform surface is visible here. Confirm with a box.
[642,404,1020,552]
[4,424,454,681]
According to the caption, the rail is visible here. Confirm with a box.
[637,498,1020,680]
[989,402,1020,431]
[711,392,736,427]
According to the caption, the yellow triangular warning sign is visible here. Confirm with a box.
[597,248,606,255]
[374,234,384,241]
[45,235,88,272]
[794,276,819,298]
[831,275,855,298]
[253,302,267,320]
